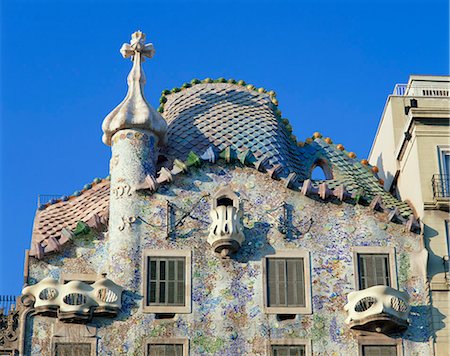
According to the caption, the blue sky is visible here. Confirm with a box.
[0,0,448,295]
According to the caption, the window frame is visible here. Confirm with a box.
[263,250,312,314]
[267,338,312,356]
[352,246,397,290]
[358,335,402,356]
[60,273,98,285]
[51,337,97,356]
[142,249,191,314]
[144,337,189,356]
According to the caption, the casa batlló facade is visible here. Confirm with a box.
[0,32,435,355]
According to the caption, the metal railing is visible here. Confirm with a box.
[432,174,450,198]
[393,84,407,96]
[0,295,16,315]
[393,84,450,97]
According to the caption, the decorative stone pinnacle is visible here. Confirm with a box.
[102,31,167,146]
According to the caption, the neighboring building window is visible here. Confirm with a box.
[147,343,183,356]
[54,343,92,356]
[263,250,311,314]
[361,345,397,356]
[358,254,391,289]
[271,345,306,356]
[267,258,305,307]
[143,250,191,314]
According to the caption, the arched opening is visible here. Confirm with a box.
[310,159,333,181]
[217,197,234,207]
[311,166,327,180]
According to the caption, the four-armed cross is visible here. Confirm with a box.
[120,30,155,61]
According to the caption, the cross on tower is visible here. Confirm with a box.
[120,31,155,61]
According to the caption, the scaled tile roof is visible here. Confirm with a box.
[30,180,109,258]
[30,80,415,258]
[162,82,301,178]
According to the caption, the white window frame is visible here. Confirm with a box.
[438,145,450,176]
[352,246,397,290]
[52,337,97,356]
[142,249,191,314]
[267,338,312,356]
[358,334,403,356]
[262,250,312,314]
[144,338,189,356]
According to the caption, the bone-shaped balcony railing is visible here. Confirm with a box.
[344,285,410,334]
[208,205,245,258]
[21,275,123,322]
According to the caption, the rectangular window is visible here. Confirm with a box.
[358,254,390,289]
[272,345,306,356]
[54,343,92,356]
[147,343,183,356]
[147,257,185,306]
[263,251,311,314]
[143,250,191,314]
[362,345,397,356]
[267,258,305,307]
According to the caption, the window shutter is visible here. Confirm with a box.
[267,257,306,307]
[358,254,390,289]
[148,344,183,356]
[362,345,397,356]
[147,257,186,306]
[54,343,91,356]
[272,345,306,356]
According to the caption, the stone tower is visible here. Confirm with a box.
[102,31,167,289]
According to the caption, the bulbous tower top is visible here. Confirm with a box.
[102,31,167,146]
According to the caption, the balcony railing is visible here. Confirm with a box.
[21,275,123,323]
[344,285,410,334]
[432,174,450,198]
[393,84,450,97]
[0,295,16,315]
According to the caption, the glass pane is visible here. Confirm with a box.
[277,260,286,306]
[177,282,185,304]
[159,282,166,303]
[177,260,184,282]
[169,260,175,281]
[160,260,166,280]
[149,282,156,304]
[150,260,157,280]
[168,281,175,304]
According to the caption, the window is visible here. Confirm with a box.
[358,254,390,289]
[352,247,397,290]
[267,258,305,307]
[361,345,397,356]
[145,338,188,356]
[272,345,305,356]
[147,344,183,356]
[263,250,311,314]
[147,257,185,306]
[268,339,311,356]
[54,343,92,356]
[143,250,191,314]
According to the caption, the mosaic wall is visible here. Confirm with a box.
[27,165,432,355]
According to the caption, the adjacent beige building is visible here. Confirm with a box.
[369,75,450,355]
